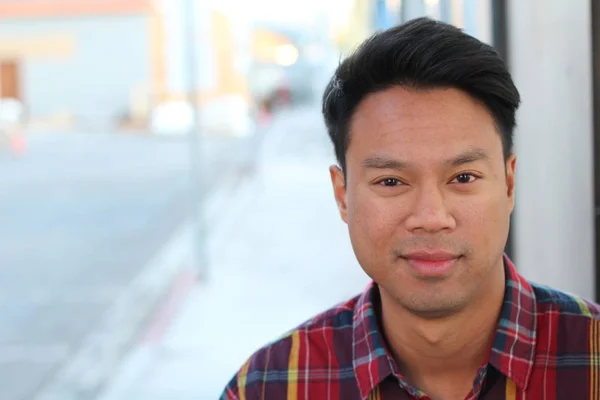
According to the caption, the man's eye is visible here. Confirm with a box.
[452,173,478,184]
[379,178,402,187]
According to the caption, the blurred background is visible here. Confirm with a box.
[0,0,598,399]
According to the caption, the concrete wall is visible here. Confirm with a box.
[461,0,492,44]
[0,15,150,127]
[401,0,426,21]
[508,0,595,299]
[398,0,492,45]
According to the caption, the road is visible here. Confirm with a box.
[0,130,258,400]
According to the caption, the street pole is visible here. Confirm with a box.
[184,0,208,280]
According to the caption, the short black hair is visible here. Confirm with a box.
[322,17,520,174]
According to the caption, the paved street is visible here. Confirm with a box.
[0,130,259,400]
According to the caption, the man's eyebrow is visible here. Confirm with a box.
[362,155,409,170]
[362,148,491,170]
[446,148,491,167]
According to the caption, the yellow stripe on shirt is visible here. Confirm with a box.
[237,358,251,400]
[287,330,300,400]
[576,297,593,317]
[590,319,599,400]
[505,377,517,400]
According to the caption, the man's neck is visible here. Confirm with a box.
[379,261,506,397]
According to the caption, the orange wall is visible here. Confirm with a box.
[211,10,246,96]
[0,0,152,19]
[148,1,167,102]
[150,8,249,105]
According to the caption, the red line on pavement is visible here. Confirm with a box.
[140,269,197,346]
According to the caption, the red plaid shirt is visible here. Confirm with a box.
[220,257,600,399]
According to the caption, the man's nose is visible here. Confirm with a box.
[404,185,456,233]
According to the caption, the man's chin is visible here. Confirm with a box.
[400,300,466,320]
[380,282,467,319]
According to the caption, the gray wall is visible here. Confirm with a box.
[0,14,151,128]
[508,0,595,299]
[401,0,426,21]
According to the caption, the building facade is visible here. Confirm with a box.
[0,0,250,132]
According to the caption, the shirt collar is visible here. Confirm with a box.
[352,283,425,399]
[352,282,398,400]
[351,255,537,398]
[487,255,537,390]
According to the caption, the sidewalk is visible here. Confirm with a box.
[96,106,371,400]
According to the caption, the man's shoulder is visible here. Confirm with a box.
[220,294,361,399]
[249,294,358,366]
[531,281,600,319]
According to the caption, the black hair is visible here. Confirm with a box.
[322,17,520,174]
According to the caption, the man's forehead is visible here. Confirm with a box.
[350,86,492,131]
[348,118,499,154]
[347,88,501,157]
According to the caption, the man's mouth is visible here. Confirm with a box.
[402,251,460,277]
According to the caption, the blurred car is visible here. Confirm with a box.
[248,62,291,114]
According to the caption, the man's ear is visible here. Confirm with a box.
[329,165,348,223]
[505,154,517,213]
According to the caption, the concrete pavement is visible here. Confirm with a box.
[95,105,372,400]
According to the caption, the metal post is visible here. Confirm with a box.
[490,0,514,261]
[591,0,600,302]
[184,0,207,280]
[492,0,509,65]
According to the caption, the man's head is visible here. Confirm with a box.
[323,18,520,318]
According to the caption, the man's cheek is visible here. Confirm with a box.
[457,200,506,241]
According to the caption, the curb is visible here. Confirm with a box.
[93,169,258,400]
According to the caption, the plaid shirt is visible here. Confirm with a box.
[220,257,600,399]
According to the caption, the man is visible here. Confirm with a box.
[220,17,600,399]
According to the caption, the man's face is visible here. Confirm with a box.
[330,87,516,317]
